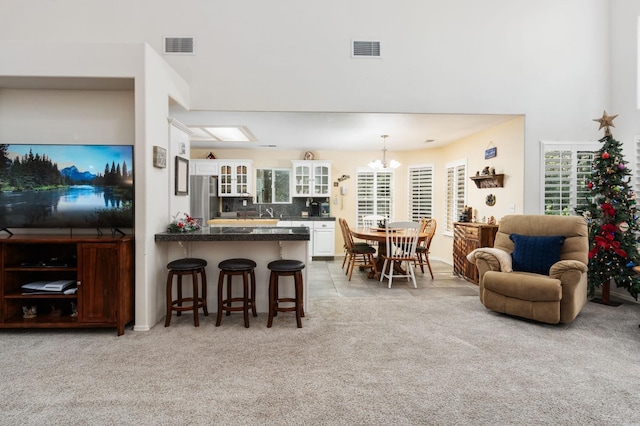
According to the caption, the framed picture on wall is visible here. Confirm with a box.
[153,146,167,168]
[175,156,189,195]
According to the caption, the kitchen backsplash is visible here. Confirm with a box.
[220,197,331,218]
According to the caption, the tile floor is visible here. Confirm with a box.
[307,257,479,299]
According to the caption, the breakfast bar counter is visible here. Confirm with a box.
[155,226,310,315]
[154,226,310,242]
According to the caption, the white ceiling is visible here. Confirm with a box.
[180,111,518,152]
[0,76,517,152]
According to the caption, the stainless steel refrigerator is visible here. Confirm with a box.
[190,175,220,223]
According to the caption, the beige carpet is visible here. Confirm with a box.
[1,285,640,425]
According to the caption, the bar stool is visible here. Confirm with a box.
[267,259,305,328]
[164,258,208,327]
[215,258,257,328]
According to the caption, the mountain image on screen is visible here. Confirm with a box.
[60,166,97,183]
[0,144,134,229]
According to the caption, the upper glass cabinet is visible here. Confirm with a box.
[292,160,331,197]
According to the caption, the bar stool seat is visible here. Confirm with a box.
[267,259,305,328]
[164,258,208,327]
[216,258,257,328]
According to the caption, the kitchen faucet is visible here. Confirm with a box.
[265,208,274,218]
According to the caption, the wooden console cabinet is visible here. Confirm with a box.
[0,235,134,335]
[453,223,498,284]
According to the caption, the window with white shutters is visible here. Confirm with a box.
[541,142,598,215]
[356,169,393,225]
[408,165,433,221]
[445,159,466,234]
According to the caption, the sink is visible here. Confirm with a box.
[220,227,253,234]
[252,228,291,234]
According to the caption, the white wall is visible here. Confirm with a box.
[0,90,134,144]
[0,0,613,214]
[611,0,640,163]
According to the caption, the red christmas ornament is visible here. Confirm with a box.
[587,182,594,189]
[602,152,610,159]
[601,203,616,216]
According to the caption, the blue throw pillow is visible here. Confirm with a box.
[509,234,566,275]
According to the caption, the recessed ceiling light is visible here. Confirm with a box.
[202,126,256,142]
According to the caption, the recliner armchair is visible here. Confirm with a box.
[467,215,588,324]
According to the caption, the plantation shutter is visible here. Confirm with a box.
[445,160,466,233]
[408,165,433,221]
[446,168,454,231]
[376,171,392,220]
[576,151,595,209]
[456,165,466,222]
[356,170,393,226]
[542,142,598,215]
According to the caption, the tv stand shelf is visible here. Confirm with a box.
[5,293,77,299]
[0,235,134,335]
[6,267,78,272]
[8,314,79,325]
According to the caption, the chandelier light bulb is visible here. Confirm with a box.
[369,135,401,169]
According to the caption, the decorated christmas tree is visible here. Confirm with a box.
[580,111,640,304]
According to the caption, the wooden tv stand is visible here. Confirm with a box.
[0,234,134,335]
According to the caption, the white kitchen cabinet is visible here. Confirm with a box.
[291,161,331,197]
[218,160,253,197]
[190,159,219,176]
[312,221,335,257]
[278,220,335,258]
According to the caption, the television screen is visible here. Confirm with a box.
[0,144,134,230]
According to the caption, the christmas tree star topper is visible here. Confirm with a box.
[593,110,618,136]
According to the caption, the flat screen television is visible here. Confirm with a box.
[0,144,134,231]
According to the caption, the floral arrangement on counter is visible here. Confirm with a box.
[167,212,201,233]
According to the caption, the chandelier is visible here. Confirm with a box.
[368,135,401,169]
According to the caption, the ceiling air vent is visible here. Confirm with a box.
[352,40,381,58]
[163,37,195,54]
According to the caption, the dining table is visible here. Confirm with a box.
[351,226,426,279]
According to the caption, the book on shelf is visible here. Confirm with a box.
[21,280,77,294]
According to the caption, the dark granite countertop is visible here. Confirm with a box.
[155,226,310,242]
[279,216,335,221]
[210,216,335,222]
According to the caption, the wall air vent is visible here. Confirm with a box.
[352,40,381,58]
[163,37,195,54]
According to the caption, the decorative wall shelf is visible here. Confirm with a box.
[470,174,504,189]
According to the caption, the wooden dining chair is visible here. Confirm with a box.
[338,218,363,269]
[339,218,351,269]
[379,221,420,288]
[361,214,386,246]
[339,218,377,280]
[414,218,437,279]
